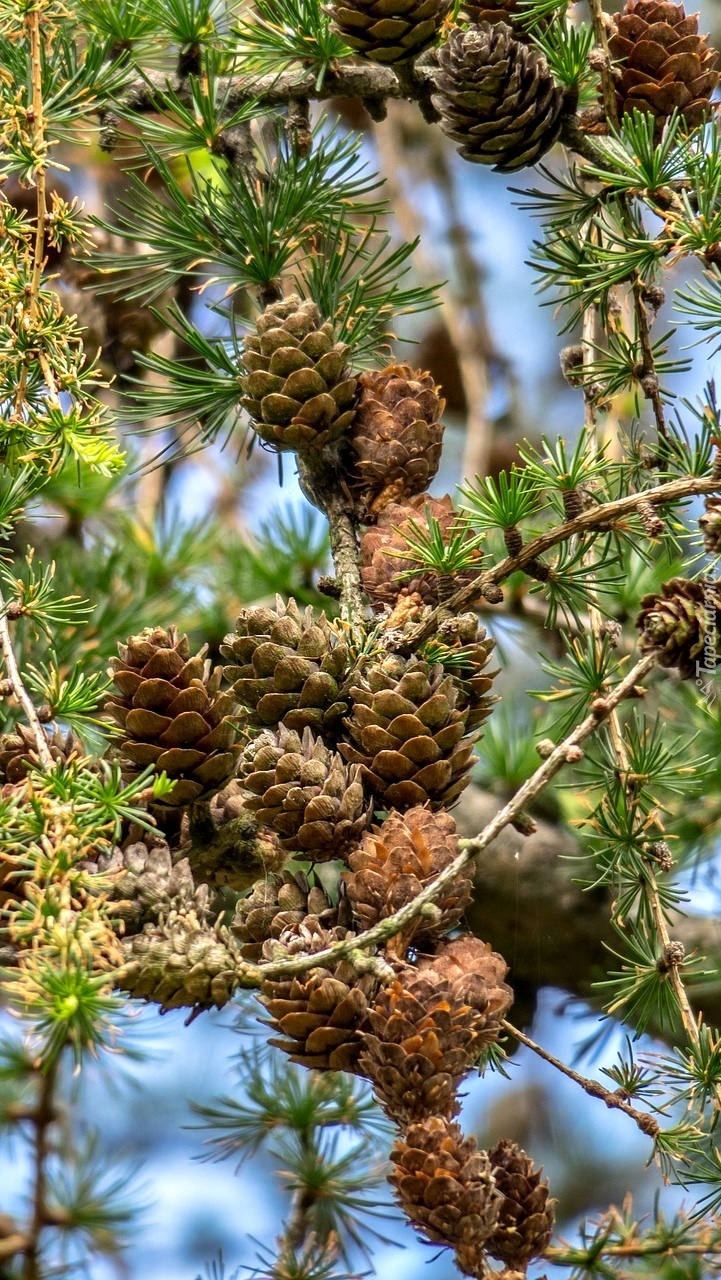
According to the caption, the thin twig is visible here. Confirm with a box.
[502,1019,660,1138]
[404,473,721,649]
[21,1057,59,1280]
[28,6,47,314]
[548,1240,721,1261]
[587,0,618,130]
[0,589,53,769]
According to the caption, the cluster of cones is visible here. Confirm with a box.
[0,690,554,1279]
[329,0,719,172]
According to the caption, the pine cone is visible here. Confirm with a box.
[485,1140,556,1268]
[700,496,721,555]
[118,893,239,1012]
[460,0,519,27]
[427,619,500,733]
[608,0,719,135]
[240,725,372,858]
[233,869,348,960]
[389,1116,502,1274]
[0,725,82,783]
[340,655,478,809]
[106,627,242,807]
[95,838,198,934]
[240,296,358,452]
[330,0,452,64]
[432,24,564,172]
[348,365,445,521]
[221,598,350,738]
[259,917,377,1070]
[417,935,513,1018]
[343,806,472,947]
[360,494,484,609]
[635,577,721,678]
[360,937,513,1123]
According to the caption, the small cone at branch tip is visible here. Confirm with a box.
[0,725,83,784]
[239,295,358,452]
[635,577,721,678]
[700,496,721,555]
[348,365,446,522]
[240,724,372,858]
[608,0,720,136]
[232,868,351,960]
[432,24,564,173]
[106,626,242,807]
[340,653,480,811]
[258,916,378,1071]
[118,892,239,1012]
[220,597,350,739]
[389,1116,502,1272]
[485,1139,556,1269]
[360,493,485,610]
[330,0,453,65]
[359,936,513,1123]
[343,805,473,946]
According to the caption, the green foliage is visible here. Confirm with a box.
[300,221,439,364]
[193,1043,395,1270]
[116,56,266,161]
[458,466,541,531]
[232,0,352,85]
[531,18,594,90]
[391,508,486,581]
[93,129,383,303]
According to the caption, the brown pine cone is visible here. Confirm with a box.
[389,1116,502,1274]
[343,806,472,947]
[432,24,564,172]
[340,654,478,810]
[485,1139,556,1268]
[330,0,452,64]
[608,0,719,135]
[240,296,358,452]
[460,0,519,27]
[259,917,377,1070]
[426,619,500,733]
[232,869,348,960]
[240,725,372,858]
[359,937,513,1123]
[348,365,445,522]
[635,577,721,678]
[700,496,721,555]
[220,598,350,739]
[360,494,484,609]
[106,626,241,807]
[0,725,82,784]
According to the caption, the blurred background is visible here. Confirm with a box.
[5,3,721,1271]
